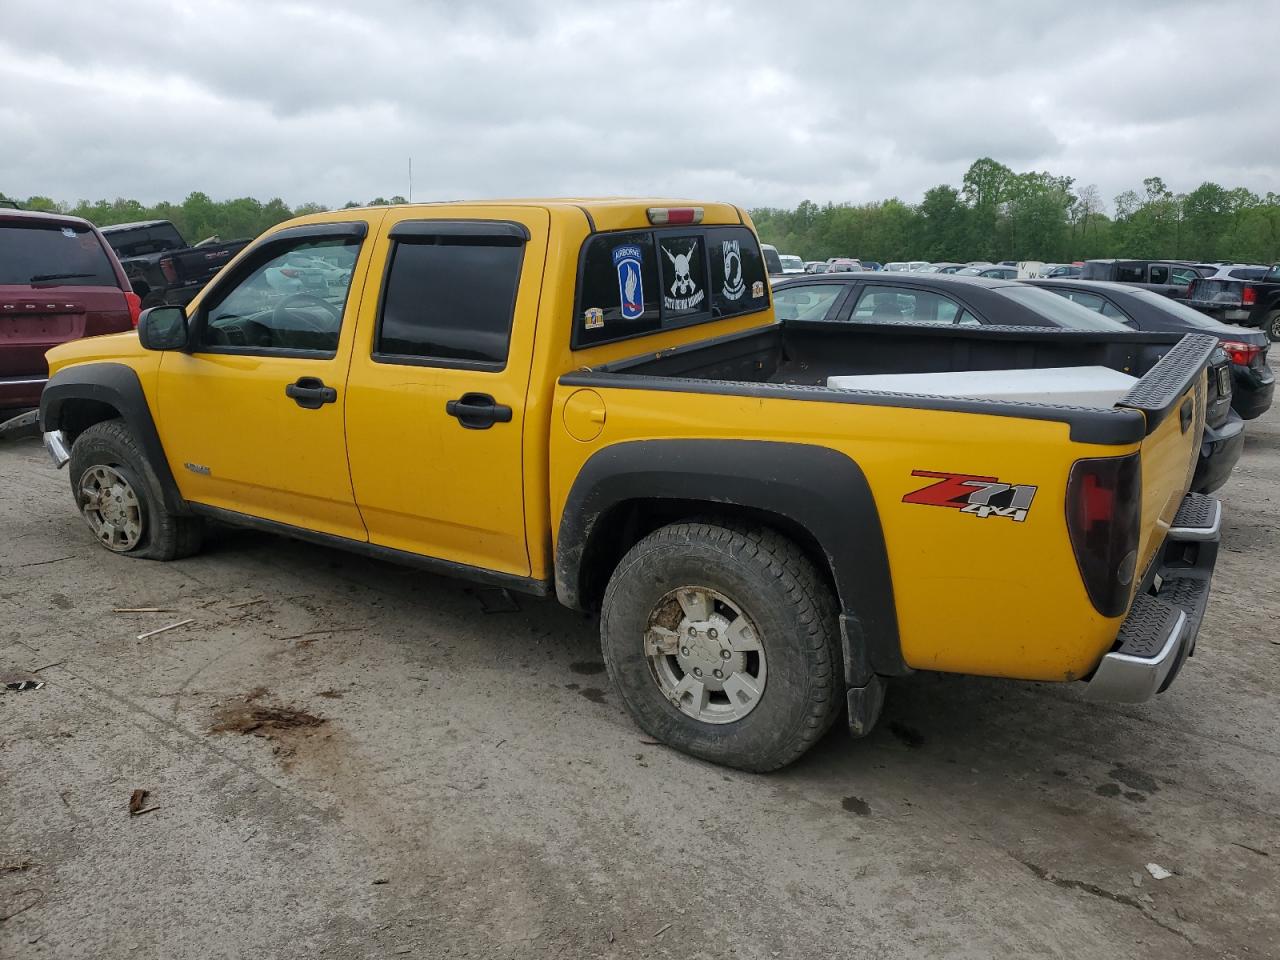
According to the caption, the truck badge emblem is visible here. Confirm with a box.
[903,470,1037,522]
[612,245,645,320]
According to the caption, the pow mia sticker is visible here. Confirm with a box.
[583,307,604,330]
[902,470,1037,522]
[612,245,645,320]
[721,240,745,301]
[661,239,705,312]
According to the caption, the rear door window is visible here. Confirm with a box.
[376,227,525,368]
[1148,264,1170,284]
[0,222,118,287]
[575,225,768,348]
[1115,264,1145,283]
[851,285,965,324]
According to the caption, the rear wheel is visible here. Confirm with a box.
[68,419,203,560]
[1265,310,1280,343]
[600,521,844,772]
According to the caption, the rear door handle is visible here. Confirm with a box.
[445,392,512,429]
[285,376,337,409]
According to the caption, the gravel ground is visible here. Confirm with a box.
[2,407,1278,960]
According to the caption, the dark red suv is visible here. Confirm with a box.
[1,209,140,415]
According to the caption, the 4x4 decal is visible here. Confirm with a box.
[903,470,1037,522]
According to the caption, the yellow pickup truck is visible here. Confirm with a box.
[40,200,1222,770]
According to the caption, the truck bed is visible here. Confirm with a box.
[566,319,1216,445]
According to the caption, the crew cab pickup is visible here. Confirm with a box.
[39,200,1222,771]
[1187,264,1280,342]
[99,220,250,309]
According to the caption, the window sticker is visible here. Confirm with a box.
[584,307,604,330]
[720,239,745,301]
[752,280,764,298]
[61,227,76,238]
[661,238,704,312]
[612,245,645,320]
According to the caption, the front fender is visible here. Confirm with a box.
[40,362,188,515]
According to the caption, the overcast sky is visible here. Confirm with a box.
[2,0,1277,212]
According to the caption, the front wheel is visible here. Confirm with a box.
[600,522,844,772]
[68,419,203,560]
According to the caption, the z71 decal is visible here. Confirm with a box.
[902,470,1037,522]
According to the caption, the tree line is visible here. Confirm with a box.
[751,158,1280,265]
[5,158,1279,265]
[0,191,409,246]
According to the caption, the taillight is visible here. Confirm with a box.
[1220,339,1261,366]
[1242,284,1256,306]
[160,257,178,284]
[647,207,704,225]
[1066,453,1142,617]
[1185,282,1195,299]
[124,291,142,327]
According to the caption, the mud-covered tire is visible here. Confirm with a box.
[600,521,844,772]
[68,419,203,560]
[1265,310,1280,343]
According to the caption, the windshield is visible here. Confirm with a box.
[0,222,118,287]
[995,285,1130,331]
[779,255,804,270]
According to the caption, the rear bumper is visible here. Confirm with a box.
[1188,304,1252,324]
[1193,413,1245,493]
[1084,493,1219,703]
[1231,372,1274,420]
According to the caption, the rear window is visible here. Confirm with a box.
[102,223,186,258]
[995,286,1129,331]
[1130,289,1239,329]
[0,222,119,287]
[1227,268,1266,280]
[574,226,768,348]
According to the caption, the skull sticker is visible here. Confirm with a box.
[661,238,705,312]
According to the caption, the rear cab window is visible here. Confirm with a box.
[102,223,186,258]
[574,226,769,348]
[0,220,119,288]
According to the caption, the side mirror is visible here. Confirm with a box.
[137,305,189,351]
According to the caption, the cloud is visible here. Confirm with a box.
[1,0,1276,211]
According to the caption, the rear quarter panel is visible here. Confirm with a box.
[550,384,1139,682]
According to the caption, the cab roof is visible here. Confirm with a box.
[332,198,748,233]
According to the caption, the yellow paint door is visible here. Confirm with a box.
[343,206,549,577]
[155,221,380,539]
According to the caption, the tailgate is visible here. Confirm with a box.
[1189,278,1242,305]
[0,295,87,377]
[1117,333,1217,579]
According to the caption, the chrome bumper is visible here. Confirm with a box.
[1084,492,1219,704]
[43,430,70,469]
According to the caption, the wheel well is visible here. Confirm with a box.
[58,399,122,446]
[576,498,838,612]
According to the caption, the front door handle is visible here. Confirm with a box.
[445,392,512,430]
[285,376,337,409]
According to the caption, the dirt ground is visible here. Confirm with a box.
[2,407,1278,960]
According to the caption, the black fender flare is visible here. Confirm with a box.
[555,439,905,677]
[40,362,189,515]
